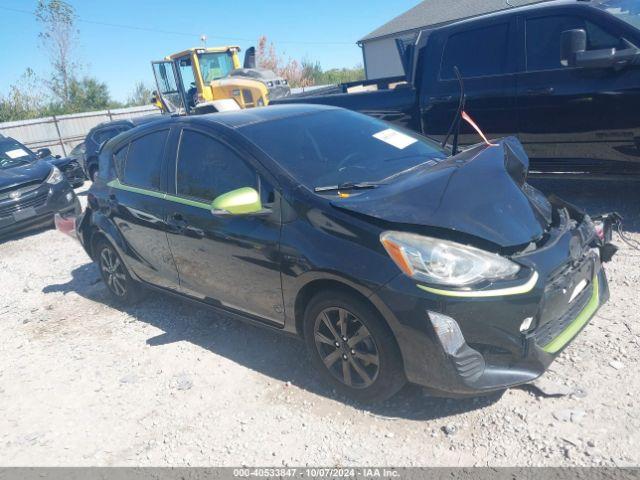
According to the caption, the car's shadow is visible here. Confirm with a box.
[40,177,638,419]
[43,262,503,420]
[0,225,53,244]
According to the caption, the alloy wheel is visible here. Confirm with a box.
[313,307,380,389]
[100,247,127,297]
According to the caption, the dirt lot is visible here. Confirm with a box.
[0,179,639,467]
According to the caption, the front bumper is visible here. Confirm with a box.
[0,181,78,238]
[372,210,613,396]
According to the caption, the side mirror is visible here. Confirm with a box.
[211,187,262,215]
[36,147,52,159]
[561,29,587,67]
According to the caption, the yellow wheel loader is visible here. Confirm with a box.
[151,46,269,115]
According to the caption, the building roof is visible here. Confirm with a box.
[359,0,559,42]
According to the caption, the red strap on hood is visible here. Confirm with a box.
[462,111,497,147]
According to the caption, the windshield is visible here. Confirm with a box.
[198,52,235,82]
[240,109,448,190]
[0,138,37,170]
[596,0,640,30]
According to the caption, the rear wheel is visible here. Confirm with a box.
[95,239,143,305]
[303,290,406,403]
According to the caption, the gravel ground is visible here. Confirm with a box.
[0,179,638,467]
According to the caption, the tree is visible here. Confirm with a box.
[67,77,112,112]
[256,36,311,88]
[0,69,45,122]
[127,82,153,107]
[35,0,79,105]
[256,36,364,88]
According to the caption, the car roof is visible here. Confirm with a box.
[190,104,340,129]
[92,114,163,132]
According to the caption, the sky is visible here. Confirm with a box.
[0,0,419,102]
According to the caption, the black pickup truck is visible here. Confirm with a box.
[279,0,640,175]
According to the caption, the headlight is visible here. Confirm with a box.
[45,166,64,185]
[380,231,520,286]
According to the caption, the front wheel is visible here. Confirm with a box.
[96,239,143,305]
[303,290,406,403]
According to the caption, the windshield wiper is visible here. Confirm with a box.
[314,182,382,193]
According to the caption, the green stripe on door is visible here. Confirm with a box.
[107,179,211,210]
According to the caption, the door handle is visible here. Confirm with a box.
[168,213,205,238]
[168,213,188,231]
[429,95,454,103]
[524,87,555,96]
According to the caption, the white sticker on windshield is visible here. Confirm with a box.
[373,129,418,150]
[5,148,29,159]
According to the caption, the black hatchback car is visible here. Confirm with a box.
[69,105,616,402]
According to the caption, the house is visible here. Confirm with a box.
[358,0,549,80]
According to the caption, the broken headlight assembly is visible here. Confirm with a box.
[380,231,521,286]
[45,166,64,185]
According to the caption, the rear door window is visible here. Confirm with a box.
[175,129,257,202]
[121,129,169,190]
[440,23,513,79]
[526,15,627,71]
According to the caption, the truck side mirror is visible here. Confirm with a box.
[561,29,587,67]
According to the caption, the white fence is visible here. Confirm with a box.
[0,105,161,157]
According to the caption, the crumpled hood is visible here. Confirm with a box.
[0,160,52,191]
[331,137,549,248]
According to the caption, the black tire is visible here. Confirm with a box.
[303,290,406,403]
[95,238,144,305]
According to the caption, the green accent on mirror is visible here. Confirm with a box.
[211,187,262,215]
[108,180,262,215]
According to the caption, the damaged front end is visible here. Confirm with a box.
[337,137,620,395]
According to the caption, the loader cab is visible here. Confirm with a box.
[151,47,269,115]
